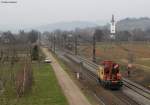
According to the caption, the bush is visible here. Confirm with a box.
[31,45,39,60]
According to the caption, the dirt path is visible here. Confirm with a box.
[41,48,92,105]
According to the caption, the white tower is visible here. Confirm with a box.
[110,15,116,39]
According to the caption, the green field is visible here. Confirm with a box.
[0,63,68,105]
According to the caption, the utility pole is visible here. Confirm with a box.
[93,34,96,62]
[61,35,64,50]
[62,36,64,50]
[53,34,56,53]
[50,34,53,50]
[74,35,78,55]
[38,32,40,46]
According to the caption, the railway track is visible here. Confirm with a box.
[123,78,150,100]
[64,54,125,105]
[65,53,150,105]
[80,56,150,104]
[77,55,150,99]
[80,60,139,105]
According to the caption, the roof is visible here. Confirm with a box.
[0,32,16,44]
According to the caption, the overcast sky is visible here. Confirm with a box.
[0,0,150,27]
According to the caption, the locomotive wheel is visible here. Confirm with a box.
[98,78,101,83]
[101,81,106,88]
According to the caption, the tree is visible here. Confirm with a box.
[28,30,39,43]
[31,45,39,60]
[132,29,147,41]
[116,31,131,41]
[94,29,104,42]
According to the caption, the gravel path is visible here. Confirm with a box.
[42,48,92,105]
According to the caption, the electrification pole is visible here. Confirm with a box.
[53,34,56,53]
[74,35,78,55]
[93,34,96,62]
[50,34,53,50]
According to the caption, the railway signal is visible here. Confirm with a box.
[110,14,116,40]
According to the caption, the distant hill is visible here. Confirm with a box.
[1,18,150,32]
[116,17,150,31]
[35,21,98,32]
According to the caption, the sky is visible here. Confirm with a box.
[0,0,150,29]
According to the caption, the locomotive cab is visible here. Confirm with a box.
[97,61,123,89]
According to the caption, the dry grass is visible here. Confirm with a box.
[79,42,150,62]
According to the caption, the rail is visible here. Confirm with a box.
[65,53,150,102]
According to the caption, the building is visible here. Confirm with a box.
[0,32,16,44]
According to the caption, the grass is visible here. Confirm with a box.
[135,59,150,67]
[0,63,69,105]
[79,42,150,61]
